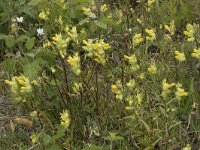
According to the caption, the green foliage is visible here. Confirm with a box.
[0,0,200,149]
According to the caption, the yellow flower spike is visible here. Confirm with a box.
[60,110,70,129]
[191,48,200,59]
[184,23,199,42]
[65,25,69,33]
[100,4,107,12]
[31,134,38,144]
[175,51,186,61]
[38,10,47,20]
[5,80,12,85]
[124,54,139,71]
[145,29,156,41]
[111,80,123,100]
[83,39,111,65]
[162,79,175,98]
[67,52,81,76]
[132,33,144,47]
[175,83,188,100]
[148,65,157,74]
[127,79,135,89]
[67,26,78,43]
[136,18,142,24]
[164,20,175,35]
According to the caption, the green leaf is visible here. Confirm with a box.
[43,134,52,146]
[5,36,15,48]
[82,144,102,150]
[25,37,35,50]
[28,0,47,6]
[95,21,107,29]
[16,35,28,43]
[23,61,41,80]
[139,118,151,133]
[2,58,18,73]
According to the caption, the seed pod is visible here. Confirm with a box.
[15,117,33,127]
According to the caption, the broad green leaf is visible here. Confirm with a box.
[23,61,41,80]
[5,36,15,48]
[25,37,35,50]
[95,21,107,29]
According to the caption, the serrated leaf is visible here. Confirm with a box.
[23,61,41,80]
[95,21,107,29]
[25,37,35,50]
[5,36,15,48]
[2,58,18,73]
[16,35,28,43]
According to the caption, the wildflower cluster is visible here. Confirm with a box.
[161,79,188,100]
[67,26,78,43]
[164,20,175,36]
[124,54,139,72]
[5,76,32,102]
[162,79,176,98]
[175,83,188,100]
[67,52,81,75]
[184,23,199,42]
[191,48,200,59]
[38,9,49,20]
[60,110,70,129]
[145,29,156,41]
[175,51,186,61]
[147,64,157,74]
[82,39,111,65]
[132,33,144,47]
[52,34,70,58]
[111,80,123,100]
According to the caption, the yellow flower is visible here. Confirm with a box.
[124,54,139,71]
[67,52,81,75]
[161,79,175,98]
[132,33,144,47]
[67,26,78,43]
[147,65,157,74]
[191,48,200,59]
[100,4,107,12]
[38,10,48,20]
[52,33,70,58]
[30,111,37,118]
[5,75,32,100]
[184,23,199,42]
[148,0,155,5]
[164,20,175,35]
[50,66,56,73]
[136,18,142,24]
[182,144,191,150]
[175,51,186,61]
[145,29,156,41]
[60,110,70,129]
[111,80,123,100]
[83,39,111,65]
[31,133,38,144]
[127,79,135,89]
[175,83,188,100]
[136,90,143,105]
